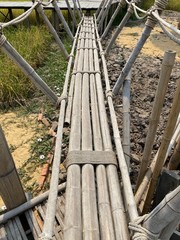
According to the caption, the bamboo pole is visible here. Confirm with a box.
[112,0,169,95]
[96,0,109,23]
[136,50,176,189]
[36,3,69,60]
[0,34,58,105]
[0,126,26,211]
[142,186,180,239]
[143,76,180,213]
[123,70,132,171]
[92,19,130,238]
[52,0,74,40]
[40,20,82,240]
[63,24,85,240]
[101,0,124,40]
[98,0,113,33]
[168,135,180,170]
[0,183,66,225]
[72,0,81,19]
[94,16,138,222]
[64,0,78,28]
[81,21,99,240]
[105,5,133,55]
[95,0,106,18]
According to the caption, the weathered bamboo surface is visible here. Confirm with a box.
[64,16,130,240]
[0,192,65,240]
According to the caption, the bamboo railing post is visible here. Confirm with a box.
[123,70,131,171]
[168,135,180,170]
[0,126,26,210]
[0,34,58,105]
[104,1,133,55]
[96,0,109,23]
[36,3,69,60]
[143,75,180,213]
[136,50,176,189]
[64,0,78,28]
[95,0,106,18]
[72,0,81,19]
[98,0,113,33]
[101,0,125,40]
[52,0,74,40]
[112,0,169,95]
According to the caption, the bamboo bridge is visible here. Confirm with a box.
[0,0,180,239]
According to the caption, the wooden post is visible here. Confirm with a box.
[0,126,26,210]
[143,74,180,213]
[168,135,180,170]
[136,50,176,189]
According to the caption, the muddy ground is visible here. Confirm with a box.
[0,10,179,208]
[105,10,180,183]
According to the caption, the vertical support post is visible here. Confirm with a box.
[136,50,176,189]
[143,74,180,213]
[8,8,13,20]
[0,126,26,210]
[23,8,30,28]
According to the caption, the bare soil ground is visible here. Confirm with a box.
[105,10,180,183]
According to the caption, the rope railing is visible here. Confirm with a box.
[0,2,38,29]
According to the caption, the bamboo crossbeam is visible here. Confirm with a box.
[136,50,176,189]
[143,74,180,213]
[0,183,66,225]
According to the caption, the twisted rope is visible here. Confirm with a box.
[0,2,38,29]
[0,34,6,47]
[129,215,159,240]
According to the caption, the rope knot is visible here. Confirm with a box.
[0,34,6,47]
[106,89,112,98]
[129,215,159,240]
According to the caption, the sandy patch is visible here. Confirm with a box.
[116,23,180,62]
[0,111,37,208]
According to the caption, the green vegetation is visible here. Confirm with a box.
[142,0,180,11]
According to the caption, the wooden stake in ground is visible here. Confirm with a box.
[143,74,180,213]
[136,50,176,189]
[168,135,180,170]
[0,126,26,210]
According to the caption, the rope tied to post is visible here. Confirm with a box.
[129,215,159,240]
[56,94,67,108]
[0,34,6,47]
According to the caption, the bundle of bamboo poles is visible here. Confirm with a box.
[63,16,131,240]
